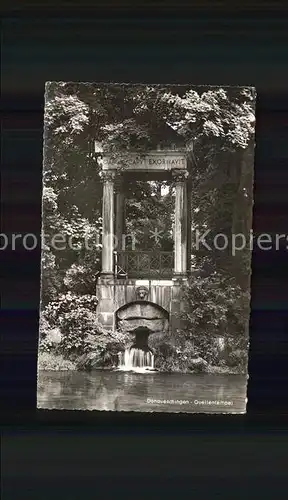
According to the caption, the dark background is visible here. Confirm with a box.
[1,2,288,497]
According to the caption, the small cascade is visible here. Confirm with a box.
[118,347,155,372]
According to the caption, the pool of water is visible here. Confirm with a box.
[37,370,247,413]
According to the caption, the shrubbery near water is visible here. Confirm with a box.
[39,287,248,374]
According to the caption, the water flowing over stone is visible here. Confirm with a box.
[118,348,155,372]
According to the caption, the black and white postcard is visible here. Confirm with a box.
[37,82,256,413]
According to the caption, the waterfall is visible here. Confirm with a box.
[118,347,155,372]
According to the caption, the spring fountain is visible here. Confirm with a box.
[118,326,156,373]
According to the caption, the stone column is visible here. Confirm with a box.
[96,169,116,331]
[115,175,125,248]
[186,176,192,275]
[101,170,115,276]
[171,170,189,333]
[172,170,189,276]
[114,174,125,273]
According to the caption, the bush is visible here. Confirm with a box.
[38,316,62,353]
[44,292,98,321]
[40,292,99,358]
[39,335,55,353]
[225,347,248,370]
[149,332,208,373]
[38,352,76,371]
[40,292,132,369]
[179,273,249,370]
[77,328,131,370]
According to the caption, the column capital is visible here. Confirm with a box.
[172,169,189,183]
[101,170,116,183]
[114,173,124,194]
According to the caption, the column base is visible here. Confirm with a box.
[172,273,188,282]
[171,275,188,332]
[96,274,116,330]
[99,272,114,278]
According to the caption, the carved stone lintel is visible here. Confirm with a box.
[172,169,189,183]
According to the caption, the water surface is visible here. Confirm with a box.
[37,370,247,413]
